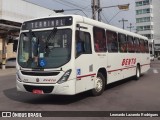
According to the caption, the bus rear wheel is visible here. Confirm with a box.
[91,73,105,96]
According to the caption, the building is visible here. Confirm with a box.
[135,0,160,56]
[0,0,54,69]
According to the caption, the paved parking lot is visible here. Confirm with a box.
[0,68,16,77]
[0,60,160,120]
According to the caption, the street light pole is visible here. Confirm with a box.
[100,4,130,10]
[119,18,128,29]
[91,0,100,20]
[94,3,130,21]
[97,0,101,21]
[91,0,96,20]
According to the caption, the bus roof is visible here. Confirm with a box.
[22,14,148,40]
[79,15,148,40]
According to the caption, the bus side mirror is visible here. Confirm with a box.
[76,24,80,30]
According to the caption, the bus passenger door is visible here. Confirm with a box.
[75,24,94,94]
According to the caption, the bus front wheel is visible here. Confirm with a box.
[91,73,105,96]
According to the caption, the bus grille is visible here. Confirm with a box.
[21,71,60,76]
[24,85,54,93]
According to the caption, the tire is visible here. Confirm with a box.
[91,73,105,96]
[135,65,141,80]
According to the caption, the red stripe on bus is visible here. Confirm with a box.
[108,63,150,73]
[76,64,150,78]
[77,73,96,79]
[141,63,150,66]
[108,66,136,73]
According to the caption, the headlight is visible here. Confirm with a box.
[57,69,72,84]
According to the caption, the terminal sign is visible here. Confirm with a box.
[22,17,72,30]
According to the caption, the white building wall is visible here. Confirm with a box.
[135,0,160,44]
[152,0,160,44]
[0,0,54,23]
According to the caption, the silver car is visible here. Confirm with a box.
[150,55,154,61]
[5,58,16,67]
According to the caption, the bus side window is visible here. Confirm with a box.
[145,40,149,53]
[93,27,106,52]
[106,30,118,52]
[127,36,135,53]
[134,38,140,53]
[140,39,145,53]
[75,30,92,57]
[118,33,127,53]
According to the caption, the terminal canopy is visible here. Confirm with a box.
[0,20,21,38]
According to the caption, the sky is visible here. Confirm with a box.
[25,0,136,31]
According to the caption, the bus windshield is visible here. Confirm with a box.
[18,29,72,69]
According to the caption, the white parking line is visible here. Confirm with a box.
[153,69,159,74]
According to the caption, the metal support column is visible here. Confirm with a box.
[2,38,7,70]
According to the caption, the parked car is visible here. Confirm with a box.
[158,56,160,60]
[150,55,154,61]
[5,58,16,67]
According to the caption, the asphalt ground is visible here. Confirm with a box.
[0,60,160,120]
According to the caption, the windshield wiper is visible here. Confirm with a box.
[45,27,57,50]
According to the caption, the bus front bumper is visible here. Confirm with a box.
[16,79,76,95]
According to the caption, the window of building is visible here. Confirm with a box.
[93,27,106,52]
[118,33,127,53]
[136,10,142,15]
[127,36,135,53]
[136,1,143,7]
[106,30,118,52]
[76,30,92,57]
[136,0,151,7]
[143,0,150,5]
[137,25,153,31]
[136,8,152,15]
[136,17,152,23]
[144,25,153,30]
[137,26,143,31]
[142,34,153,39]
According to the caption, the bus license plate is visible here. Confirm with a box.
[32,89,44,94]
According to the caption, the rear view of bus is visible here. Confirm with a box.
[16,16,76,95]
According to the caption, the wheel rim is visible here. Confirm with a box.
[137,67,140,78]
[95,77,103,92]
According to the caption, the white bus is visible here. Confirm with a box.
[16,15,150,96]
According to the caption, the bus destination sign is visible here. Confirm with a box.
[22,17,72,30]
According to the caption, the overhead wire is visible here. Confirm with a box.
[63,9,88,17]
[53,0,75,8]
[101,12,109,23]
[73,4,91,14]
[52,0,91,16]
[56,0,92,12]
[26,0,116,23]
[51,0,91,17]
[59,0,86,9]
